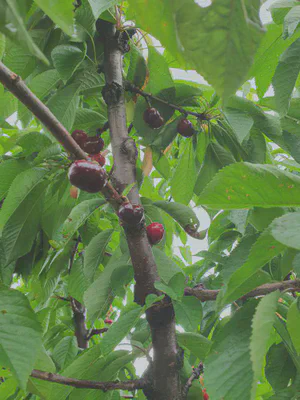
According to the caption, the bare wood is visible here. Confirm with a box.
[31,370,146,391]
[184,279,300,302]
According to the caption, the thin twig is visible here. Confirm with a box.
[124,81,212,120]
[30,370,146,391]
[86,328,109,340]
[182,362,203,398]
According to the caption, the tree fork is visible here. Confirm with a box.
[101,21,183,400]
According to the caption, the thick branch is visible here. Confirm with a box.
[0,61,123,210]
[184,279,300,302]
[71,298,89,349]
[31,370,146,391]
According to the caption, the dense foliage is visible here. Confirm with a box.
[1,0,300,399]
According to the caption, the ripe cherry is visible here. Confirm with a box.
[68,160,107,193]
[104,318,113,325]
[71,130,88,148]
[83,136,105,154]
[70,186,79,199]
[202,389,209,400]
[146,222,164,245]
[143,108,164,129]
[177,118,195,137]
[90,153,106,167]
[118,202,144,225]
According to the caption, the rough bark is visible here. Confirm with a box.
[102,23,182,400]
[71,298,89,349]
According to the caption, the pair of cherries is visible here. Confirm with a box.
[71,130,106,167]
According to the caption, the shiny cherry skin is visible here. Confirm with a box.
[71,130,88,148]
[202,389,209,400]
[68,160,107,193]
[143,108,164,129]
[83,136,105,154]
[90,153,106,167]
[146,222,164,245]
[177,118,195,137]
[118,202,144,225]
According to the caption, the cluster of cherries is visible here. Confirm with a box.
[68,129,165,245]
[143,107,195,137]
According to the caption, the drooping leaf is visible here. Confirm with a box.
[52,336,78,370]
[0,159,29,201]
[0,286,42,390]
[287,300,300,355]
[270,212,300,250]
[52,45,86,82]
[152,247,183,284]
[87,0,119,19]
[153,200,199,232]
[174,297,202,332]
[283,5,300,39]
[177,332,211,360]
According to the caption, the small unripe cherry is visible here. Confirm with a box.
[202,389,209,400]
[118,202,144,225]
[70,186,79,199]
[104,318,113,325]
[177,118,195,137]
[143,107,164,129]
[68,160,107,193]
[146,222,164,245]
[71,130,88,148]
[83,136,105,154]
[90,153,106,166]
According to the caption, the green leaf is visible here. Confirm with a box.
[34,0,75,36]
[127,44,147,89]
[0,286,42,390]
[47,83,80,131]
[265,343,297,391]
[287,300,300,355]
[84,229,113,282]
[17,132,53,156]
[283,6,300,39]
[205,301,257,400]
[153,200,200,232]
[271,212,300,250]
[177,332,211,360]
[52,336,78,370]
[171,140,196,205]
[0,159,29,201]
[224,108,254,143]
[59,198,106,247]
[0,33,5,60]
[87,0,119,19]
[250,292,280,398]
[199,163,300,209]
[153,247,183,284]
[174,297,202,332]
[69,257,88,304]
[52,45,86,82]
[273,38,300,116]
[73,108,106,132]
[100,305,144,356]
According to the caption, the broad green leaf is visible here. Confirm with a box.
[84,229,113,282]
[283,6,300,38]
[28,347,56,398]
[153,247,183,284]
[177,332,211,360]
[250,23,300,97]
[155,272,185,300]
[126,44,147,89]
[73,108,106,132]
[174,297,202,332]
[270,0,298,25]
[69,257,88,304]
[59,198,106,247]
[17,132,53,156]
[224,108,254,143]
[52,45,86,82]
[100,305,144,356]
[271,212,300,250]
[75,0,96,41]
[205,301,257,400]
[87,0,119,19]
[1,0,48,64]
[220,224,285,305]
[151,117,181,150]
[171,140,196,205]
[250,292,280,399]
[265,343,297,391]
[34,0,75,36]
[153,200,199,232]
[249,207,285,232]
[0,33,5,60]
[199,163,300,209]
[52,336,78,370]
[174,0,264,99]
[47,84,80,131]
[0,286,42,390]
[287,300,300,354]
[273,38,300,116]
[0,159,29,201]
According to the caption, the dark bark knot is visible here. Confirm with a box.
[121,137,138,164]
[102,82,123,106]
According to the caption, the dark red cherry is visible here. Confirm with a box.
[68,160,107,193]
[177,118,195,137]
[104,318,113,325]
[118,202,144,225]
[71,130,88,148]
[143,108,164,129]
[90,153,106,167]
[83,136,105,154]
[146,222,164,245]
